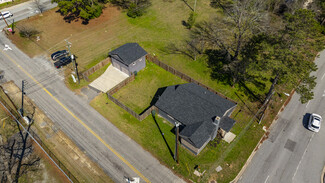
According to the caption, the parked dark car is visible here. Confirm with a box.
[51,50,69,61]
[54,57,72,68]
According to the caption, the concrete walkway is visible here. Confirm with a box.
[89,65,129,93]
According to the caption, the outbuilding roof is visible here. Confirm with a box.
[109,43,147,66]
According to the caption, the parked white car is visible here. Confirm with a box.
[308,113,322,132]
[0,11,13,20]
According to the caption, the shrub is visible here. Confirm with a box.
[127,3,144,18]
[187,12,198,29]
[18,26,40,38]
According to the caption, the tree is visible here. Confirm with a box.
[111,0,151,18]
[191,0,268,85]
[18,25,40,39]
[186,12,198,29]
[247,9,323,104]
[33,0,45,13]
[210,0,234,9]
[313,0,325,25]
[52,0,106,22]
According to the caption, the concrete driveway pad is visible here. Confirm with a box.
[89,65,129,93]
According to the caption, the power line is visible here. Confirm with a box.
[0,99,73,182]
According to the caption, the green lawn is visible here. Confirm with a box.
[91,93,234,182]
[113,61,187,113]
[7,0,288,182]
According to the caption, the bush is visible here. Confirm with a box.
[18,26,40,38]
[111,0,151,18]
[187,12,198,29]
[127,3,144,18]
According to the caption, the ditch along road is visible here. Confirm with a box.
[237,50,325,183]
[0,12,185,183]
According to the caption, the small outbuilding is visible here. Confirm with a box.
[153,83,237,155]
[109,43,147,76]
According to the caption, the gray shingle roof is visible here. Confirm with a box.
[219,116,236,132]
[155,83,236,125]
[179,120,217,148]
[109,43,147,66]
[155,83,237,148]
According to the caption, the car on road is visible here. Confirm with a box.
[51,50,69,61]
[54,56,72,68]
[0,11,13,20]
[308,113,322,132]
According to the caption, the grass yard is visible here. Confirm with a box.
[5,0,291,182]
[91,93,234,182]
[113,61,187,113]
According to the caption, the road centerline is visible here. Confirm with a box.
[292,133,314,181]
[1,50,151,183]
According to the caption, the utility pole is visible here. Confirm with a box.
[65,39,80,84]
[12,19,15,34]
[174,122,180,164]
[0,11,10,28]
[20,80,26,116]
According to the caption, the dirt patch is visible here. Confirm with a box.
[7,5,122,70]
[33,142,68,183]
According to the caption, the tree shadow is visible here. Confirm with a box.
[152,114,174,159]
[2,120,40,182]
[181,0,194,11]
[181,20,189,28]
[205,49,232,85]
[237,34,273,102]
[238,81,263,103]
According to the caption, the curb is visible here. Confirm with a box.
[321,165,325,183]
[231,89,295,183]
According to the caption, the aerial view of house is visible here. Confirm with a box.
[154,83,237,155]
[0,0,325,182]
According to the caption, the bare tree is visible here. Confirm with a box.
[191,0,268,85]
[33,0,45,14]
[18,25,40,39]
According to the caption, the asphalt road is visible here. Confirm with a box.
[238,50,325,183]
[0,2,185,183]
[0,0,57,29]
